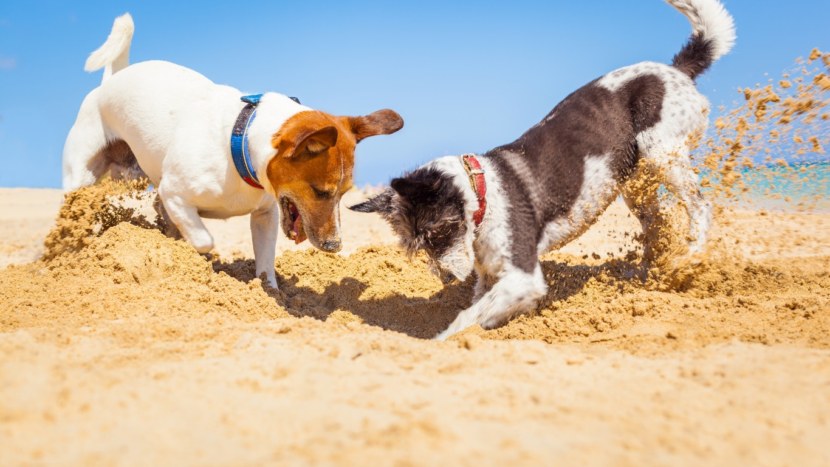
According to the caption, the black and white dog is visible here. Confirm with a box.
[351,0,736,339]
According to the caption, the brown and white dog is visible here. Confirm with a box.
[63,14,403,288]
[351,0,735,339]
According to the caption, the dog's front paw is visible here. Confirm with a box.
[434,329,453,341]
[264,276,279,290]
[256,271,279,291]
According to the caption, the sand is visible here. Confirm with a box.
[1,181,829,466]
[0,186,396,268]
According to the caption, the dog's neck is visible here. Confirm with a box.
[245,93,311,195]
[425,157,474,223]
[426,154,514,278]
[426,155,500,231]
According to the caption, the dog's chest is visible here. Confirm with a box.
[195,187,270,219]
[472,164,515,276]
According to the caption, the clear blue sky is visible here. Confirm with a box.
[0,0,828,188]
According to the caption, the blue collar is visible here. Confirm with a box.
[230,94,265,189]
[230,94,303,189]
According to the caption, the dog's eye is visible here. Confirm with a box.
[311,186,335,200]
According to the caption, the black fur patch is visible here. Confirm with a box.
[672,33,714,80]
[487,75,665,272]
[350,167,467,259]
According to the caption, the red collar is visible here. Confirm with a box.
[461,154,487,228]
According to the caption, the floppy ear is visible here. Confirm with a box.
[348,190,394,214]
[390,176,427,200]
[279,126,339,158]
[348,109,404,143]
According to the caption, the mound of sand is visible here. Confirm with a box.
[2,222,283,332]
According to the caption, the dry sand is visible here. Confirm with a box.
[1,182,829,466]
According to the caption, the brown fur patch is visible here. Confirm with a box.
[345,109,404,142]
[266,108,403,249]
[267,111,356,247]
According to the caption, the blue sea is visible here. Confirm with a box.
[732,160,830,212]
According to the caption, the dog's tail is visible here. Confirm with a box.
[666,0,736,80]
[84,13,134,83]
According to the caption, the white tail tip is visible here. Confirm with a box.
[84,13,134,73]
[666,0,736,61]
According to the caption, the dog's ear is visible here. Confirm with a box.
[390,176,428,200]
[274,124,339,159]
[287,126,338,158]
[348,190,394,214]
[347,109,404,143]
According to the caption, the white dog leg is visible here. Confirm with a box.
[250,205,279,288]
[158,192,214,254]
[472,264,489,302]
[660,153,712,255]
[435,264,547,340]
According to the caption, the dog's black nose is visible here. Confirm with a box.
[321,240,342,253]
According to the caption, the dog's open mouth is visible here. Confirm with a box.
[280,197,307,244]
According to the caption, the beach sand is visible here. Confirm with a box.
[1,185,829,465]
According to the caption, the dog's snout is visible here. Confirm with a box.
[321,239,342,253]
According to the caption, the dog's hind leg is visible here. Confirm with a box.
[648,146,712,256]
[435,264,548,340]
[62,89,112,191]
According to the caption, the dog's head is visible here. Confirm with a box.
[349,166,475,281]
[267,109,403,252]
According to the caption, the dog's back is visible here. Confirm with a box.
[483,0,735,265]
[94,61,238,184]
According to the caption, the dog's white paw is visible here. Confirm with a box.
[265,276,279,290]
[257,271,279,291]
[434,329,454,341]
